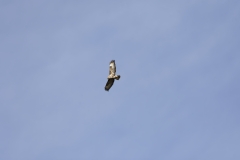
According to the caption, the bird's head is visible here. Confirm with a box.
[110,60,115,63]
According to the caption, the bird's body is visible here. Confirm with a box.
[105,60,121,91]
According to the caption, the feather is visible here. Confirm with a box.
[105,79,114,91]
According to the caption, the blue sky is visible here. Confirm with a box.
[0,0,240,159]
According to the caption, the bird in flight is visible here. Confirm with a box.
[105,60,121,91]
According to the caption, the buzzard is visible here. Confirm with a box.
[105,60,121,91]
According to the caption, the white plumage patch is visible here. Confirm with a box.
[110,63,115,68]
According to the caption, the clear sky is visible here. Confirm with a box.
[1,0,240,159]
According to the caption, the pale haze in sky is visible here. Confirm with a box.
[0,0,240,160]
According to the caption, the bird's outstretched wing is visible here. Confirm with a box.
[109,61,116,77]
[105,78,114,91]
